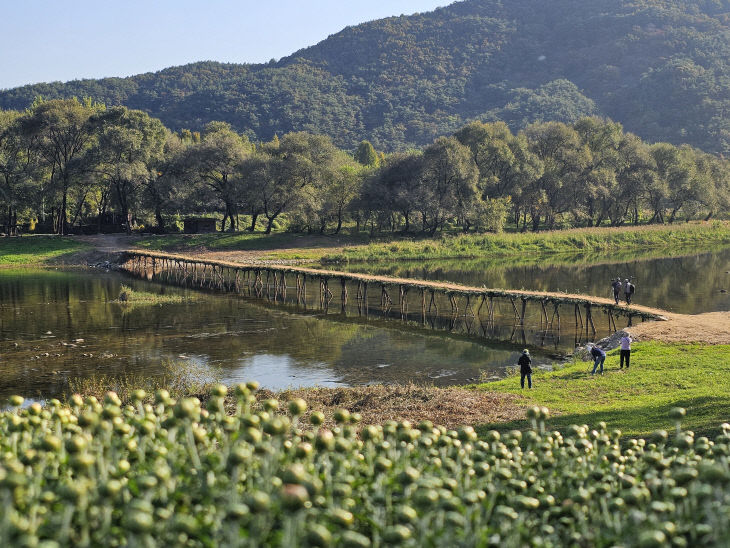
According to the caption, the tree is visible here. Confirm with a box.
[26,98,101,234]
[143,131,188,231]
[523,122,589,231]
[418,137,478,235]
[92,107,167,233]
[361,152,423,232]
[0,110,41,235]
[354,140,379,167]
[454,121,542,227]
[182,122,253,231]
[242,132,342,234]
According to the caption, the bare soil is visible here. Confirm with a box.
[256,384,527,429]
[628,312,730,345]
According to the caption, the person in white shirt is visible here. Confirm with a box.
[620,334,632,369]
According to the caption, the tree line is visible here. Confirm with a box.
[1,98,729,237]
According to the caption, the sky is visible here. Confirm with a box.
[1,0,452,90]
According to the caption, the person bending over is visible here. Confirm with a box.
[590,344,606,375]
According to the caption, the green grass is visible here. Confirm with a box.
[477,341,730,438]
[324,222,730,263]
[0,236,90,265]
[116,284,192,304]
[133,231,370,259]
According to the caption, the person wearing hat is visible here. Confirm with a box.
[518,349,533,389]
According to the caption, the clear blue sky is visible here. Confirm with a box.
[1,1,452,90]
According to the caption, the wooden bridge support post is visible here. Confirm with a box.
[520,298,527,326]
[341,278,348,313]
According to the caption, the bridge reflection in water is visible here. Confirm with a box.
[121,251,667,351]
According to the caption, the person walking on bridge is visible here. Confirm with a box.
[611,278,622,305]
[518,349,533,389]
[623,279,635,305]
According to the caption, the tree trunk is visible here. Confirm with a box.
[249,213,259,232]
[60,182,68,235]
[155,204,165,231]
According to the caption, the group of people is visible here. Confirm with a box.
[611,278,636,305]
[588,334,632,375]
[517,333,633,388]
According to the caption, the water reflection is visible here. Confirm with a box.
[342,247,730,315]
[0,269,544,402]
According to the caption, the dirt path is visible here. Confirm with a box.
[627,311,730,345]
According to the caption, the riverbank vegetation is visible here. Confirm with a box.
[2,384,729,546]
[116,284,191,304]
[323,222,730,263]
[1,99,729,239]
[481,341,730,438]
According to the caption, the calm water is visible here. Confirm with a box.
[342,247,730,315]
[0,268,540,402]
[3,247,727,402]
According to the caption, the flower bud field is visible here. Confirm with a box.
[1,384,729,547]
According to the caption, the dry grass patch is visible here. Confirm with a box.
[258,383,526,429]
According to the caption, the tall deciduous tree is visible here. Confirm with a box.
[92,107,167,233]
[26,98,100,234]
[183,122,253,231]
[523,122,589,231]
[0,110,41,234]
[354,140,379,167]
[242,132,342,234]
[418,137,478,235]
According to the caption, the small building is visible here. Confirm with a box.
[184,217,218,234]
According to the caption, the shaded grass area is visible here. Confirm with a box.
[477,341,730,438]
[0,236,90,265]
[324,222,730,263]
[133,232,370,260]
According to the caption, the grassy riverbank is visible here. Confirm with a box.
[479,341,730,438]
[130,222,730,264]
[323,222,730,263]
[0,235,90,265]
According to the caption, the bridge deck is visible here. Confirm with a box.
[122,250,668,321]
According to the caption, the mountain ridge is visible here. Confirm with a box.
[1,0,728,153]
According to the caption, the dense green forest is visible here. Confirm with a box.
[1,99,728,236]
[1,0,729,153]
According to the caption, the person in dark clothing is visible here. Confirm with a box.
[518,349,532,389]
[624,279,635,304]
[611,278,622,305]
[590,344,606,375]
[620,334,632,369]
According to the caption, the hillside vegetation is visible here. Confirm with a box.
[1,0,729,153]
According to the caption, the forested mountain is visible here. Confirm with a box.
[2,0,729,153]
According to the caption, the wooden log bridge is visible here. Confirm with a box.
[120,250,668,340]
